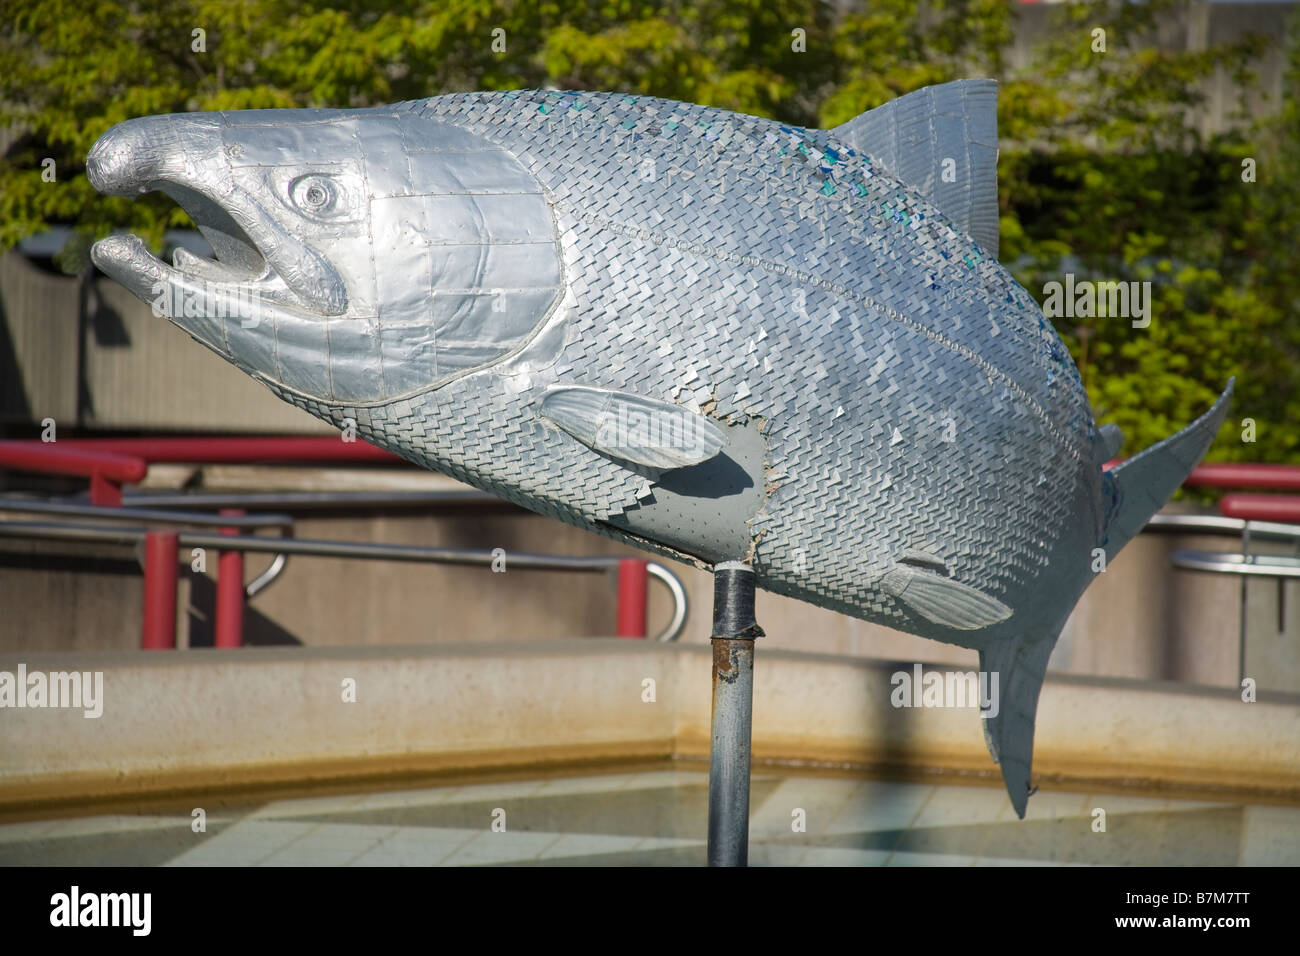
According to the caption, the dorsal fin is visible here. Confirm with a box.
[829,79,1000,256]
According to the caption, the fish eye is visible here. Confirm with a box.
[290,175,339,216]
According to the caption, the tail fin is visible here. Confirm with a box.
[979,633,1058,818]
[981,380,1233,817]
[829,78,1000,255]
[1102,379,1235,557]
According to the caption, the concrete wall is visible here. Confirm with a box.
[0,254,80,428]
[2,642,1296,813]
[0,252,324,433]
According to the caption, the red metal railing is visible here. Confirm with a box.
[0,436,663,647]
[0,441,148,506]
[616,559,649,638]
[1183,464,1300,524]
[1183,463,1300,492]
[0,437,397,506]
[215,509,245,649]
[1218,493,1300,524]
[8,435,1300,650]
[48,436,400,465]
[141,530,179,649]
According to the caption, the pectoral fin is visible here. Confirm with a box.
[540,385,727,470]
[882,562,1012,630]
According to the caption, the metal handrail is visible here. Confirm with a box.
[0,519,689,642]
[1146,513,1300,541]
[1146,513,1300,582]
[1146,512,1300,685]
[0,498,294,600]
[0,435,400,506]
[648,561,689,644]
[246,552,289,599]
[34,436,400,464]
[1171,551,1300,578]
[123,490,503,511]
[0,498,294,529]
[11,495,1291,648]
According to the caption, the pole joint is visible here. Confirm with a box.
[711,561,764,641]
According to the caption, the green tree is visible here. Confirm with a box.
[995,0,1296,463]
[0,0,834,256]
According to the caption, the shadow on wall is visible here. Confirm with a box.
[0,291,31,424]
[185,569,302,648]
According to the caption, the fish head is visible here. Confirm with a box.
[88,107,562,406]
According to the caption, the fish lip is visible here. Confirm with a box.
[89,232,279,327]
[89,233,174,304]
[86,122,347,317]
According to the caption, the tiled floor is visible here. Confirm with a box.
[2,770,1296,866]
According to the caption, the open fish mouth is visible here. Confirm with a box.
[89,183,270,299]
[86,116,346,317]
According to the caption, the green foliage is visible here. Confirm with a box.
[995,1,1300,464]
[1,0,1296,462]
[818,0,1014,127]
[0,0,835,250]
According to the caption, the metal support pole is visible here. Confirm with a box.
[1239,524,1250,684]
[707,561,763,867]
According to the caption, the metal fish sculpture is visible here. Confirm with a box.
[86,80,1231,816]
